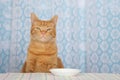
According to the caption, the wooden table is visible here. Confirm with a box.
[0,73,120,80]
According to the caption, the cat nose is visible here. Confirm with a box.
[41,31,46,35]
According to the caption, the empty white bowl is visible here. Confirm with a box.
[50,68,80,76]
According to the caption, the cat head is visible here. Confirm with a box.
[30,13,58,42]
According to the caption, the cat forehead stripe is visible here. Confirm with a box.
[34,21,52,26]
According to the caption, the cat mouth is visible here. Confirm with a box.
[41,36,53,42]
[32,35,52,42]
[41,37,46,40]
[40,37,50,42]
[41,36,46,40]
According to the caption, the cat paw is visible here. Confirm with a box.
[48,64,57,69]
[26,69,34,72]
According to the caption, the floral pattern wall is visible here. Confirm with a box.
[86,0,120,73]
[0,0,119,73]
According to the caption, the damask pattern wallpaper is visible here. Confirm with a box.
[0,0,120,73]
[86,0,120,73]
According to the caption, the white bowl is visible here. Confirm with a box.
[50,68,80,76]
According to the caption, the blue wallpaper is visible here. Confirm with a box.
[0,0,120,73]
[86,0,120,73]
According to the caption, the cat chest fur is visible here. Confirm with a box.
[28,41,57,55]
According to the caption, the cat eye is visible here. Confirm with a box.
[35,27,41,31]
[47,28,51,31]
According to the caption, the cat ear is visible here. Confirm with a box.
[51,15,58,24]
[31,13,39,23]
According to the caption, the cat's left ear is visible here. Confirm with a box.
[31,13,39,24]
[51,15,58,24]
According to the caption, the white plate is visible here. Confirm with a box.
[50,68,80,76]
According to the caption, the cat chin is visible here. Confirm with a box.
[31,39,49,43]
[31,36,53,43]
[39,39,49,42]
[39,38,54,43]
[33,38,51,43]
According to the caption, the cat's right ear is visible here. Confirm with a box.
[31,13,39,23]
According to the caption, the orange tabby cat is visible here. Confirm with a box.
[22,13,64,73]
